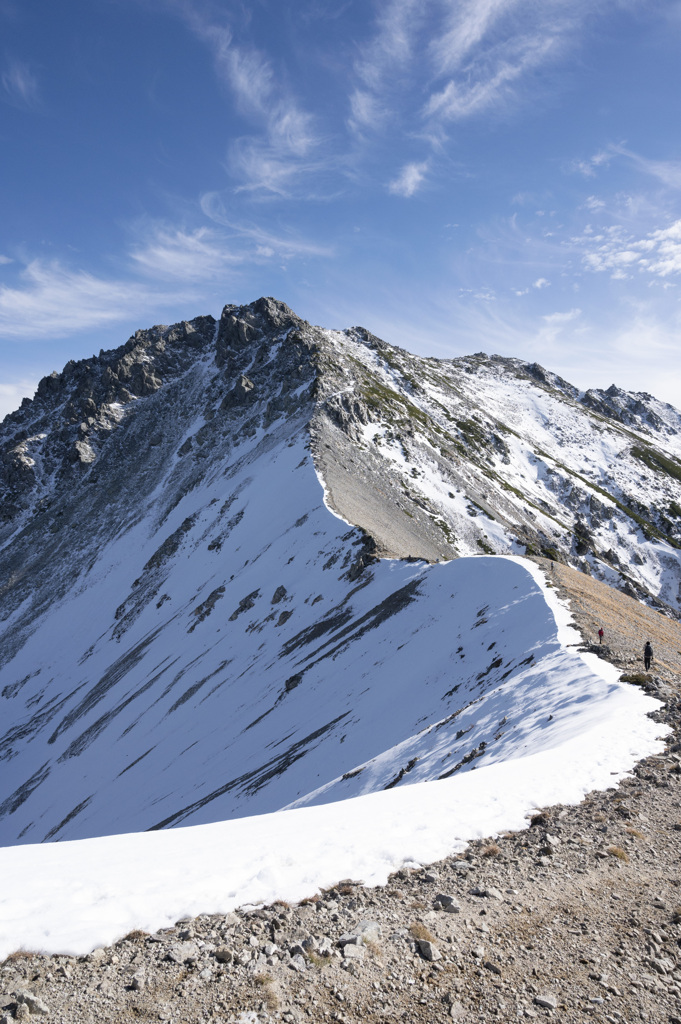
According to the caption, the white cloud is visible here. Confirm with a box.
[355,0,420,92]
[346,0,426,134]
[0,377,40,421]
[579,218,681,279]
[200,193,334,258]
[430,0,517,74]
[583,195,605,211]
[348,88,385,132]
[348,0,613,149]
[1,58,40,110]
[0,208,333,343]
[423,0,583,124]
[537,307,583,346]
[388,161,428,197]
[543,308,581,326]
[533,277,550,289]
[425,22,560,121]
[130,226,242,281]
[0,261,185,339]
[571,150,611,178]
[0,255,13,265]
[611,145,681,190]
[175,4,320,194]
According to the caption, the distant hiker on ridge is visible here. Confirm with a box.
[644,640,653,672]
[598,627,604,645]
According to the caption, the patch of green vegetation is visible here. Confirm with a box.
[477,537,494,554]
[434,517,455,543]
[378,349,401,372]
[360,378,429,426]
[456,417,489,450]
[376,349,420,391]
[499,480,526,501]
[631,445,681,483]
[669,500,681,519]
[620,672,651,686]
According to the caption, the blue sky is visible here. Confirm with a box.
[2,0,681,418]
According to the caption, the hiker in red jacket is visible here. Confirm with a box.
[598,627,604,644]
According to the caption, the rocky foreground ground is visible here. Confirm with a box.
[2,561,681,1024]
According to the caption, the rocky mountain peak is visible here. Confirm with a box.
[0,296,679,849]
[1,296,681,619]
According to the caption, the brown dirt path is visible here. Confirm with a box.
[531,556,681,686]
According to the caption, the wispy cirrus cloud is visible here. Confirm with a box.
[610,145,681,191]
[423,0,573,124]
[348,0,422,132]
[537,307,583,346]
[351,0,606,135]
[425,31,558,121]
[1,58,40,110]
[543,307,581,326]
[570,149,612,177]
[348,88,386,133]
[344,0,619,197]
[0,205,332,340]
[130,225,243,281]
[173,3,321,195]
[0,260,187,339]
[430,0,514,73]
[569,143,681,187]
[388,161,429,197]
[200,192,334,258]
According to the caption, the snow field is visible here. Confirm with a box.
[0,672,665,962]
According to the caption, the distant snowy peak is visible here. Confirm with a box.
[1,296,681,619]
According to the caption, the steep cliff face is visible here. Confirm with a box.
[0,297,678,846]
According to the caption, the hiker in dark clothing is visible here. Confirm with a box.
[598,627,604,644]
[644,641,653,671]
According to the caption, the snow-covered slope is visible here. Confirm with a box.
[311,333,681,613]
[0,297,676,847]
[0,683,664,961]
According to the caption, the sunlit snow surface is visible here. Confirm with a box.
[0,428,668,958]
[0,650,665,960]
